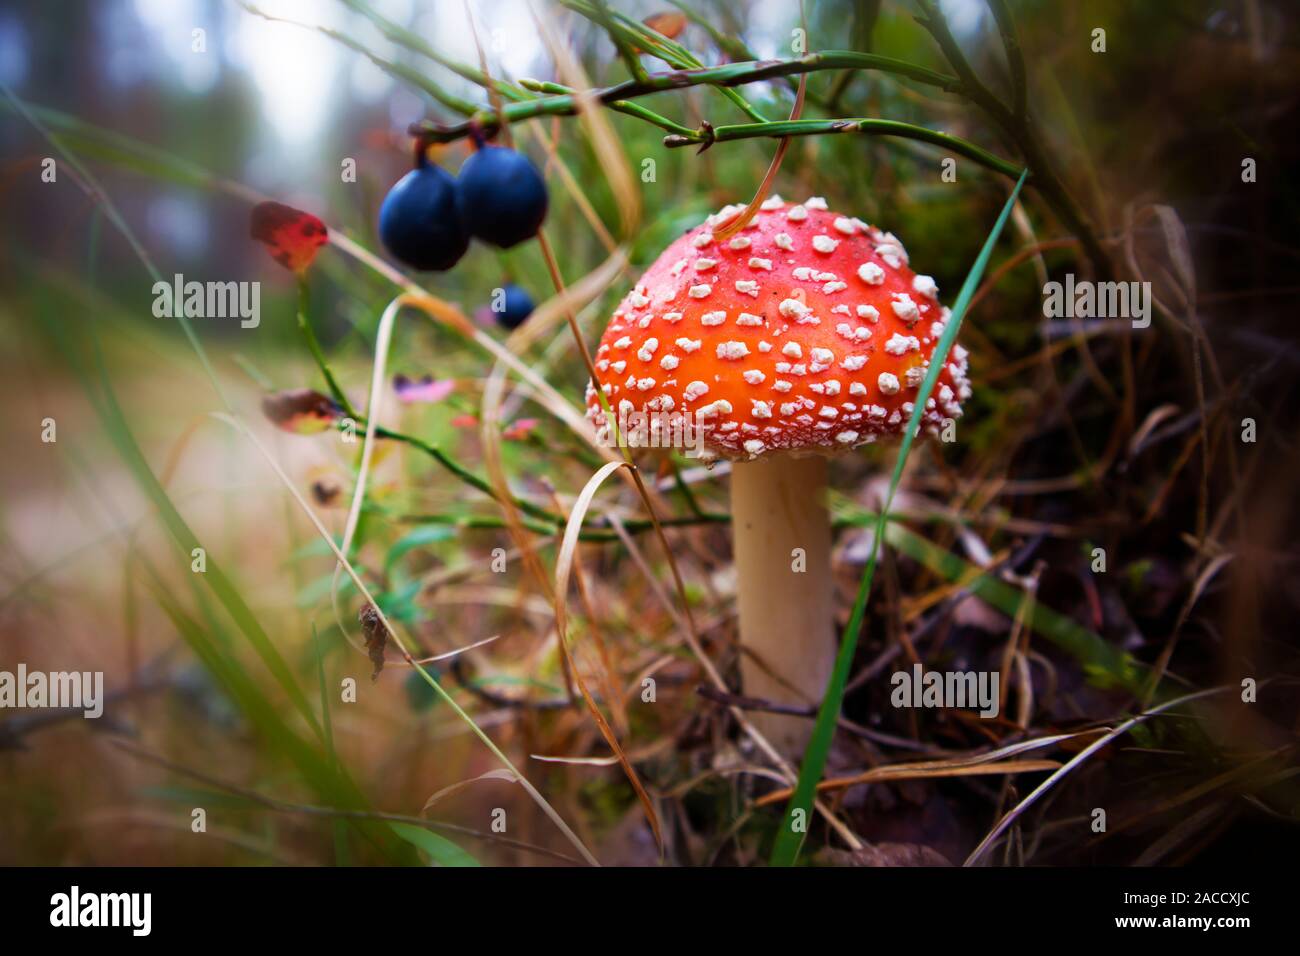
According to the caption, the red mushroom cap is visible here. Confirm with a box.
[585,198,970,460]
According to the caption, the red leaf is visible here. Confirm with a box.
[250,201,328,274]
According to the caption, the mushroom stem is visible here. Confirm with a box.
[730,454,835,754]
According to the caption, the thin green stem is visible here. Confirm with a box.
[987,0,1027,120]
[520,78,696,138]
[667,117,1022,179]
[373,427,563,527]
[296,277,358,420]
[401,509,729,541]
[413,51,961,143]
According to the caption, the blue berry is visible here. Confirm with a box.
[455,146,548,248]
[493,283,535,330]
[379,159,469,271]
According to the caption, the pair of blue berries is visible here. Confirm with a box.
[379,144,548,272]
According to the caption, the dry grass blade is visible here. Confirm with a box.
[963,685,1235,866]
[477,341,570,689]
[1132,802,1227,866]
[1128,403,1183,458]
[554,460,665,855]
[532,737,674,766]
[410,634,503,666]
[330,293,402,655]
[532,755,626,766]
[500,243,628,439]
[755,759,1062,806]
[1141,552,1235,703]
[757,728,1110,807]
[423,769,520,811]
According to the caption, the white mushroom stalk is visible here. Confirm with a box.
[731,453,835,752]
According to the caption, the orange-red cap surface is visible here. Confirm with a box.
[585,198,970,460]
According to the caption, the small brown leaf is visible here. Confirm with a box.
[261,388,342,435]
[358,602,387,680]
[310,476,342,507]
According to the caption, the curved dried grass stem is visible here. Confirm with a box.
[554,460,665,855]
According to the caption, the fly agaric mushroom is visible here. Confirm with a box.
[585,197,969,752]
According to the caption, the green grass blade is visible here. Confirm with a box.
[770,169,1030,867]
[314,625,352,866]
[388,822,482,867]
